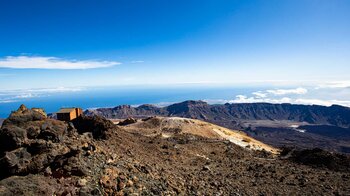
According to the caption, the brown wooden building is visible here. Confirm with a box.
[56,107,83,121]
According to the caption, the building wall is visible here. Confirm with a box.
[69,110,77,120]
[57,113,71,121]
[57,108,83,121]
[75,108,83,118]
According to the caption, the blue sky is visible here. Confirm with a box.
[0,0,349,90]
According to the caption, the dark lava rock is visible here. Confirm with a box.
[0,106,72,179]
[0,175,58,196]
[2,104,46,127]
[0,125,27,153]
[0,105,118,193]
[281,147,350,172]
[118,117,137,126]
[0,148,31,176]
[0,105,68,155]
[72,115,115,139]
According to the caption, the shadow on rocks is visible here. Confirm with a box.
[72,115,116,139]
[281,147,350,172]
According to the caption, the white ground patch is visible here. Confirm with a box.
[290,125,306,133]
[212,128,249,148]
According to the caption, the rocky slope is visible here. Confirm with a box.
[119,116,279,154]
[0,105,350,195]
[85,100,350,154]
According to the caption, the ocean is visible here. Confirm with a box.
[0,86,262,118]
[1,84,349,118]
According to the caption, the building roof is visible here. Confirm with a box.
[56,108,76,114]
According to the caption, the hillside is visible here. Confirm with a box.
[119,116,279,154]
[1,105,350,195]
[85,101,350,154]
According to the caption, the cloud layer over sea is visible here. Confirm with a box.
[0,82,349,118]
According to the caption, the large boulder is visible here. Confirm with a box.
[118,117,137,126]
[0,148,31,178]
[0,125,27,153]
[0,105,67,154]
[2,104,46,127]
[0,105,71,179]
[0,104,120,194]
[72,115,115,139]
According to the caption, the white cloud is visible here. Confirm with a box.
[229,95,292,104]
[0,56,120,69]
[0,87,85,103]
[224,87,308,104]
[224,95,350,107]
[243,88,308,102]
[14,93,36,99]
[205,85,350,107]
[0,87,83,95]
[0,100,17,103]
[266,87,308,95]
[131,60,144,63]
[252,91,267,98]
[316,81,350,89]
[232,95,261,103]
[26,87,83,93]
[294,99,350,107]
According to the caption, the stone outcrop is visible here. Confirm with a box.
[0,105,113,182]
[118,117,137,126]
[72,115,115,139]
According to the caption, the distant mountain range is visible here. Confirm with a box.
[85,100,350,128]
[85,100,350,153]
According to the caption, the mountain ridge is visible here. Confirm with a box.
[85,100,350,128]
